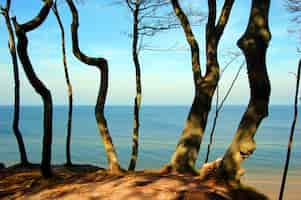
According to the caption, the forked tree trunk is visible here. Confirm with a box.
[218,0,271,183]
[66,0,123,173]
[52,2,74,167]
[1,0,29,165]
[169,0,234,174]
[128,0,142,171]
[12,0,54,178]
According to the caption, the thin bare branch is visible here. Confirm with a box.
[204,61,245,163]
[215,0,235,40]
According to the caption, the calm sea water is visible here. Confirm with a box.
[0,105,300,178]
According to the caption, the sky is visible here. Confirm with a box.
[0,0,299,106]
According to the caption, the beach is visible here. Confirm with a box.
[0,105,300,199]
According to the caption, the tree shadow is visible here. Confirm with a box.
[0,164,270,200]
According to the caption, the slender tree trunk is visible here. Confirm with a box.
[1,0,29,165]
[66,0,123,173]
[12,0,54,178]
[204,60,244,163]
[218,0,271,183]
[278,59,300,200]
[52,2,74,167]
[204,86,219,164]
[128,0,142,171]
[169,0,234,174]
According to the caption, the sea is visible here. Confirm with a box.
[0,105,300,197]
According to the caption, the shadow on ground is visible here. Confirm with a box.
[0,164,269,200]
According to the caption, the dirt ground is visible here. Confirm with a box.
[0,164,269,200]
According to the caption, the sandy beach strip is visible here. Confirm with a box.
[243,173,300,200]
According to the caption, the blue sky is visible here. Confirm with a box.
[0,0,299,105]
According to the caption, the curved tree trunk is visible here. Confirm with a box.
[218,0,271,183]
[52,2,74,167]
[128,0,142,171]
[66,0,123,173]
[169,0,234,174]
[12,0,54,178]
[1,0,29,165]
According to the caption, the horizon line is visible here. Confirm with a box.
[0,104,296,106]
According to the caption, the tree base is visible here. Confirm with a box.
[40,165,53,179]
[160,164,200,176]
[0,163,5,169]
[64,162,73,168]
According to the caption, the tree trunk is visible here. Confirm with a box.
[128,0,142,171]
[169,0,234,174]
[218,0,271,183]
[66,0,123,173]
[12,0,54,178]
[0,163,5,168]
[1,0,29,165]
[52,2,74,167]
[278,59,300,200]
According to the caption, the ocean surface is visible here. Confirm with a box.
[0,105,300,179]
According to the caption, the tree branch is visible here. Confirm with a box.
[215,0,235,41]
[171,0,202,85]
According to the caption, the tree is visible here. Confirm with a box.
[12,0,54,178]
[52,1,74,167]
[218,0,272,182]
[168,0,235,174]
[0,0,273,185]
[124,0,203,171]
[279,1,301,199]
[125,0,143,171]
[1,0,29,165]
[279,61,300,200]
[65,0,123,173]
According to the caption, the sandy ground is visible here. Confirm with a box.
[0,164,272,200]
[244,174,300,200]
